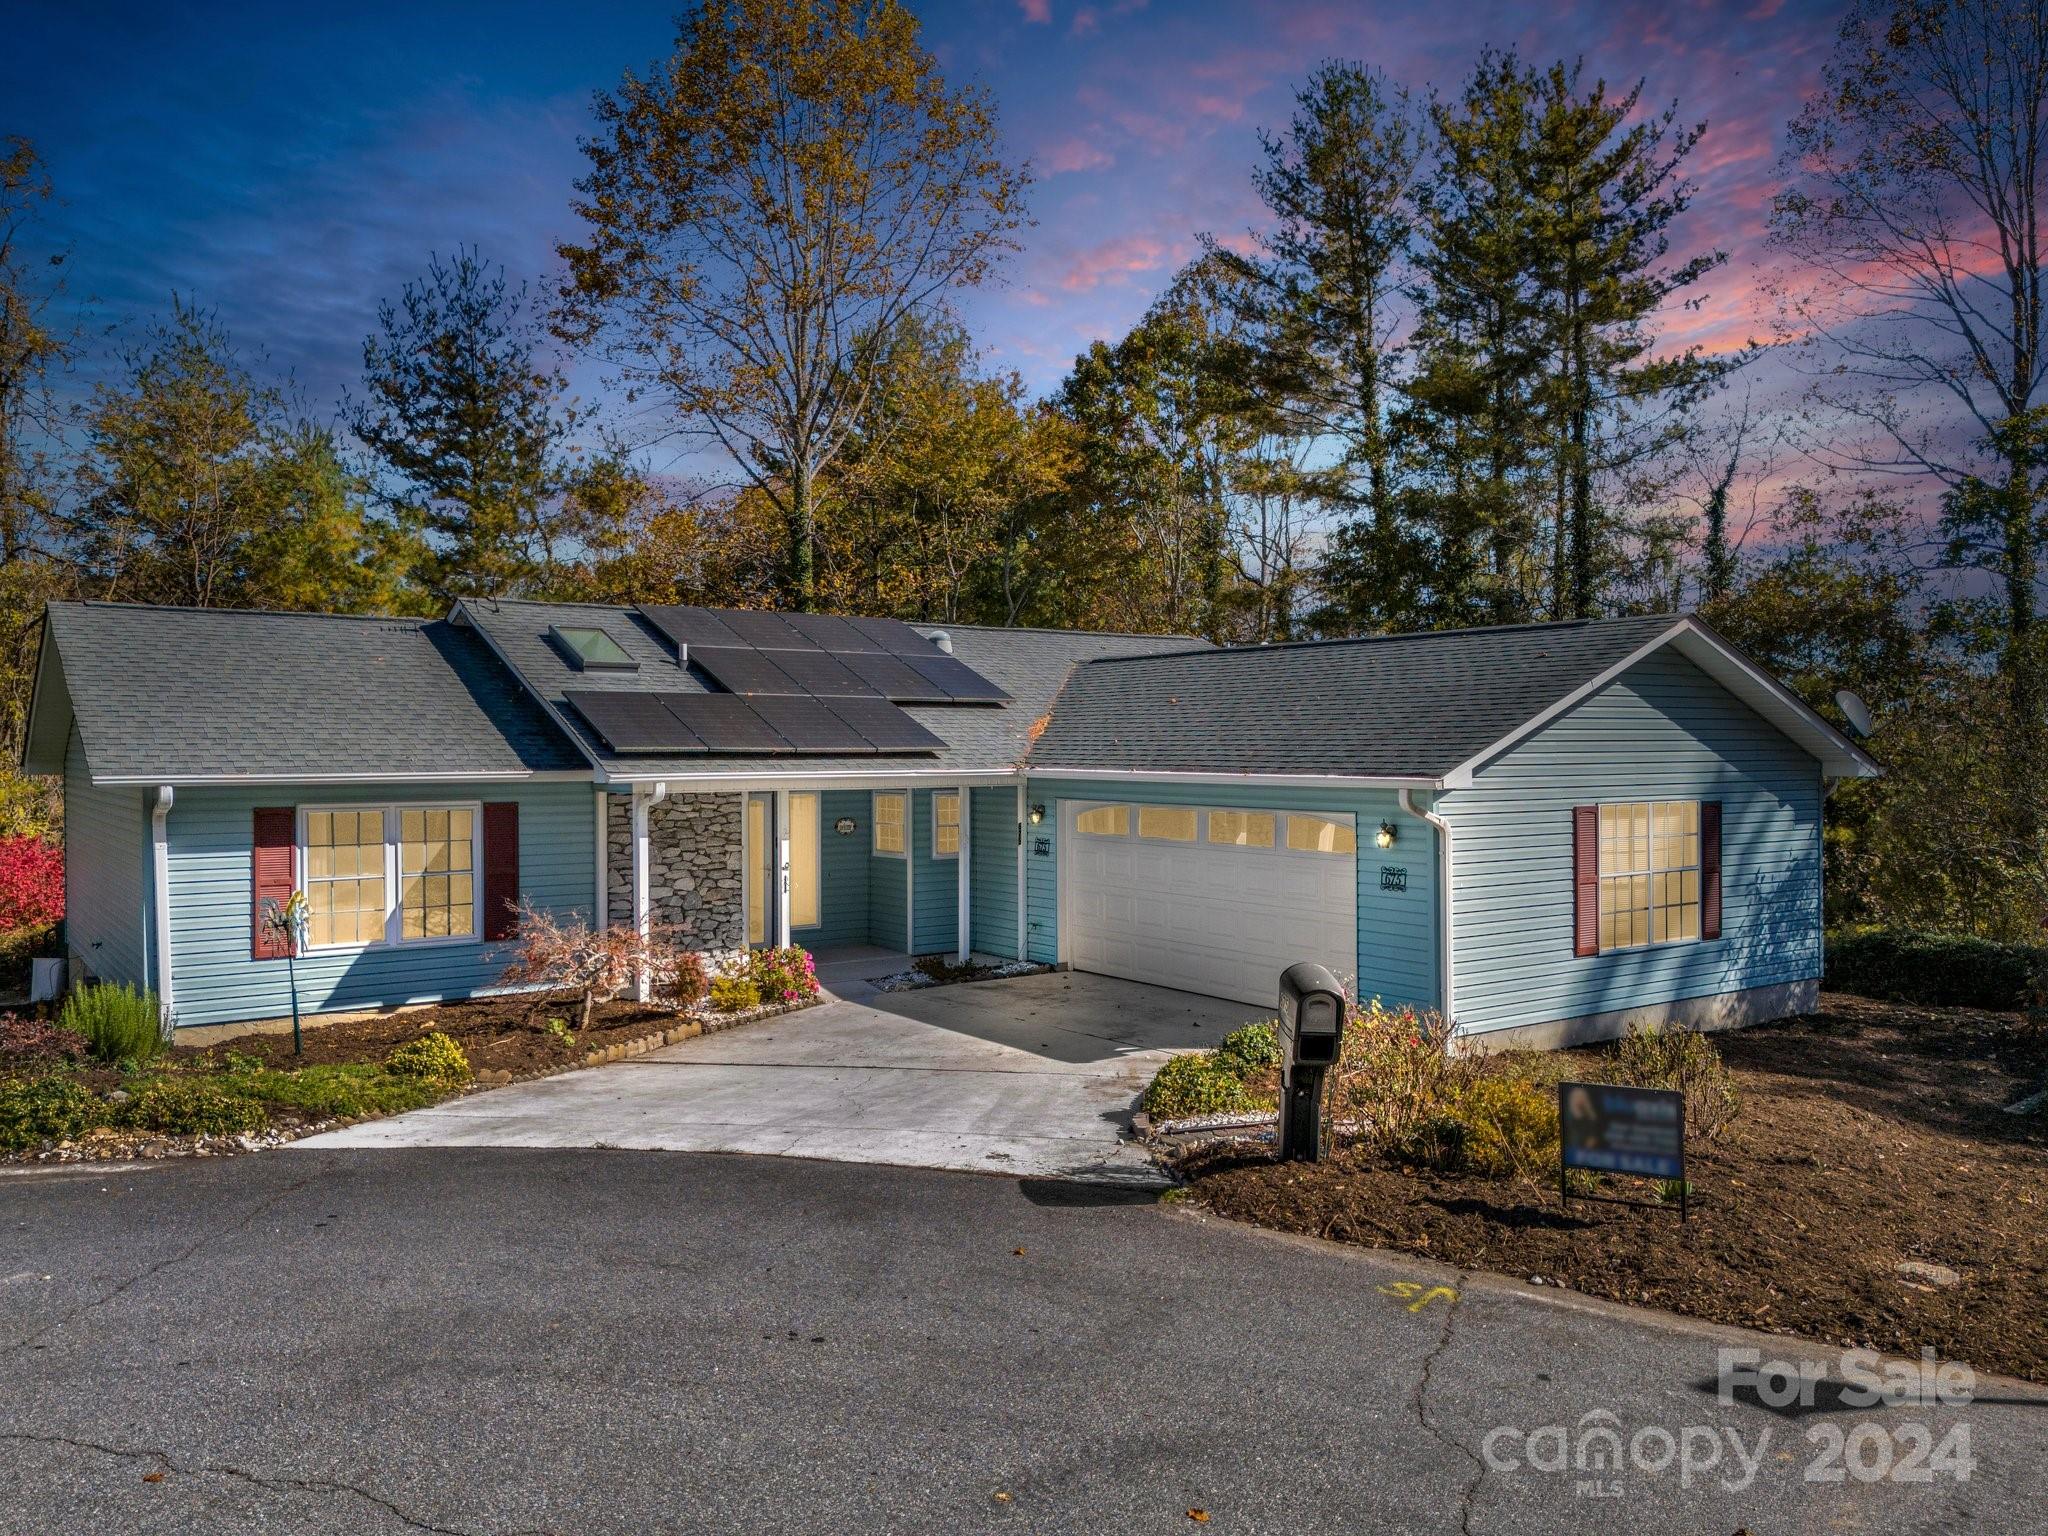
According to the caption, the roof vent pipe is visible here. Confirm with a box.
[930,630,953,654]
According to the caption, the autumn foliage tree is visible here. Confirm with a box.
[497,901,707,1034]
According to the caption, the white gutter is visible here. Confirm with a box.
[96,770,593,787]
[1030,767,1441,790]
[601,768,1020,790]
[1397,788,1454,1029]
[150,786,175,1030]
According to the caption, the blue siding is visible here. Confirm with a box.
[866,791,908,950]
[1439,648,1823,1036]
[63,725,149,988]
[164,780,595,1029]
[969,787,1020,958]
[1023,777,1439,1010]
[909,789,961,954]
[798,790,871,948]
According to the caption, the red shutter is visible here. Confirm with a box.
[1572,805,1600,958]
[1700,800,1723,940]
[483,802,519,941]
[251,808,296,959]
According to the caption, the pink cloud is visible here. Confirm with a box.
[1071,6,1100,36]
[1056,233,1178,291]
[1042,136,1113,174]
[1018,0,1052,22]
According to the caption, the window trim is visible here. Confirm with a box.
[932,790,961,859]
[296,800,484,954]
[1595,799,1702,954]
[871,790,907,858]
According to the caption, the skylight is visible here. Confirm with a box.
[549,625,638,672]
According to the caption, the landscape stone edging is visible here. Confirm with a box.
[470,994,820,1086]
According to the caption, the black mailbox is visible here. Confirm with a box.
[1275,961,1347,1161]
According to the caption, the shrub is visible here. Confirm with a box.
[1824,928,2048,1011]
[1610,1025,1740,1144]
[229,1063,443,1121]
[709,974,762,1013]
[1141,1050,1270,1119]
[60,982,163,1065]
[664,949,709,1010]
[0,834,62,932]
[0,923,55,994]
[127,1077,266,1137]
[1214,1021,1280,1075]
[0,1073,105,1149]
[1447,1076,1560,1178]
[498,902,706,1031]
[1328,1000,1475,1156]
[383,1031,470,1085]
[0,1013,89,1066]
[749,946,819,1004]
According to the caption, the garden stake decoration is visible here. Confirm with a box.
[263,891,312,1055]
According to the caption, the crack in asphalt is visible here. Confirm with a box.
[1407,1274,1487,1536]
[0,1430,562,1536]
[3,1172,322,1355]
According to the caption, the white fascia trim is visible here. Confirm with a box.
[94,770,594,787]
[1435,616,1881,787]
[1026,767,1441,790]
[449,598,607,774]
[604,768,1021,791]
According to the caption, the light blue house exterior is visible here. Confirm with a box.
[25,600,1874,1044]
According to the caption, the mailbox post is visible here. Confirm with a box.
[1275,961,1347,1162]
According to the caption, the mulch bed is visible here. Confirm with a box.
[1175,992,2048,1383]
[171,993,706,1076]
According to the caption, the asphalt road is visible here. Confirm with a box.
[2,1148,2042,1534]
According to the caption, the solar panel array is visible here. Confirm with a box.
[563,689,945,757]
[637,604,1011,706]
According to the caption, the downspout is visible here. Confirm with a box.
[1398,788,1454,1029]
[151,786,175,1031]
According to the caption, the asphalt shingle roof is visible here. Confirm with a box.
[459,598,1202,777]
[1028,614,1689,779]
[41,602,586,782]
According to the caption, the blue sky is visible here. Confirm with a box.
[12,0,1838,428]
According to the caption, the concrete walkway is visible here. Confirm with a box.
[294,967,1256,1183]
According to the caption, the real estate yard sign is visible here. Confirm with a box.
[1558,1082,1688,1220]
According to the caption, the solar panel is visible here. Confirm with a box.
[689,646,806,696]
[846,615,934,655]
[842,651,950,703]
[563,690,706,754]
[715,608,817,650]
[662,694,795,753]
[763,649,880,697]
[905,653,1011,704]
[825,697,947,753]
[635,604,746,649]
[778,611,877,652]
[748,696,879,754]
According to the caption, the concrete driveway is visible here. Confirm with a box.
[295,968,1256,1183]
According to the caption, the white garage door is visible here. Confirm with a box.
[1062,801,1358,1008]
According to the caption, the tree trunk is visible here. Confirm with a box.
[2004,459,2042,847]
[788,461,817,611]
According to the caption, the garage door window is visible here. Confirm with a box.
[1286,815,1357,855]
[1075,804,1129,837]
[1207,809,1275,848]
[1137,806,1197,841]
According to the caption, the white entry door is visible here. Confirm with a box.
[1061,801,1358,1008]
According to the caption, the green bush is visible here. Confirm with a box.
[1825,928,2047,1010]
[1610,1025,1740,1144]
[229,1063,444,1121]
[127,1077,266,1137]
[383,1031,470,1085]
[0,1073,106,1149]
[749,946,819,1003]
[1141,1050,1272,1119]
[710,975,762,1013]
[1448,1076,1560,1178]
[1214,1021,1280,1075]
[60,982,164,1065]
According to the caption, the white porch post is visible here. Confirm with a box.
[773,787,792,949]
[1014,781,1027,961]
[632,782,667,1001]
[593,788,608,929]
[956,783,972,962]
[151,787,175,1028]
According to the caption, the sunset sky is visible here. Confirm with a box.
[11,0,1841,439]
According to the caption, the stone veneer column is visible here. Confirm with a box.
[606,791,748,976]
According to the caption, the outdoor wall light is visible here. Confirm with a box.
[1376,821,1398,849]
[1028,803,1046,826]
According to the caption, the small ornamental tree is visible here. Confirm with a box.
[498,901,705,1033]
[0,836,62,932]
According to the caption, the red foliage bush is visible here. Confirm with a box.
[0,837,62,932]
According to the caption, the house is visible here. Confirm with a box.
[20,598,1878,1047]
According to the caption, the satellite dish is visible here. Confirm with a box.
[1834,689,1874,739]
